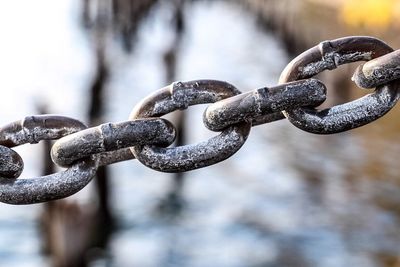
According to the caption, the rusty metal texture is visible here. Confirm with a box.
[129,80,251,172]
[0,115,98,204]
[51,118,176,167]
[279,36,400,134]
[0,145,24,178]
[203,79,327,131]
[353,49,400,89]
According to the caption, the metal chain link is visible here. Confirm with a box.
[129,80,252,172]
[51,118,176,167]
[279,36,400,134]
[0,115,98,204]
[1,36,399,204]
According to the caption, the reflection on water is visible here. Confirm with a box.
[1,1,400,267]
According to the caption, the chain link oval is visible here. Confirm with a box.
[279,36,400,134]
[129,80,252,172]
[0,115,98,204]
[51,118,176,167]
[203,79,327,131]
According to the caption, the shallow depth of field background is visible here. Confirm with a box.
[1,0,400,267]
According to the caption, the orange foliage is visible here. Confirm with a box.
[340,0,400,29]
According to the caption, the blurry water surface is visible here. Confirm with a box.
[1,1,400,267]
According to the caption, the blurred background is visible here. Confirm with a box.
[1,0,400,266]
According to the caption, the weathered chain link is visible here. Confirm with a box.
[0,115,98,204]
[129,80,252,172]
[51,118,176,167]
[1,36,399,204]
[279,36,400,134]
[203,79,326,131]
[353,49,400,89]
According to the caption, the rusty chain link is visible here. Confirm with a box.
[0,36,399,204]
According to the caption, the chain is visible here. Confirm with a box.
[1,36,399,205]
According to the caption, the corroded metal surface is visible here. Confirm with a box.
[51,118,176,167]
[0,115,98,204]
[0,145,23,178]
[279,36,400,134]
[0,157,97,205]
[0,36,399,204]
[129,80,251,172]
[353,49,400,89]
[0,115,87,147]
[280,36,393,82]
[97,148,135,166]
[203,79,327,131]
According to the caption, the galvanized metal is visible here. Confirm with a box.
[0,115,98,204]
[353,49,400,89]
[203,79,327,131]
[0,145,24,178]
[279,36,400,134]
[51,118,176,167]
[129,80,252,172]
